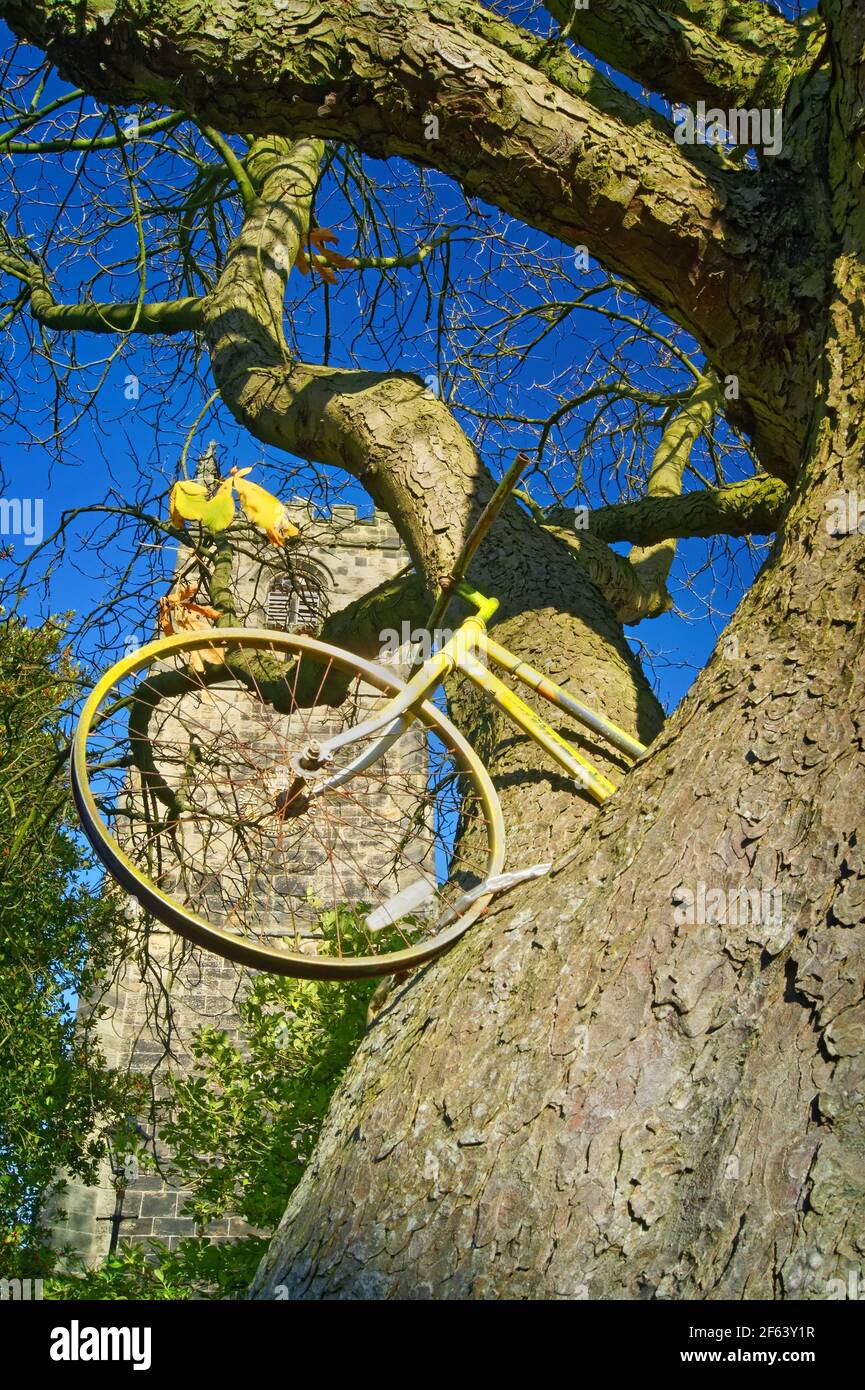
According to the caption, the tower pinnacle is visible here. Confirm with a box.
[194,440,221,494]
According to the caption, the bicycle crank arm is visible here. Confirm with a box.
[292,715,411,797]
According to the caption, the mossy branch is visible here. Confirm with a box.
[546,475,790,546]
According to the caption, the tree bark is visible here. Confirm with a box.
[244,6,865,1295]
[542,0,823,109]
[251,316,865,1298]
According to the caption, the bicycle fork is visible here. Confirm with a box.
[279,645,454,814]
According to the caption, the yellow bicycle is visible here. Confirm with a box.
[71,578,646,981]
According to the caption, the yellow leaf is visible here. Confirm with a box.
[188,645,225,672]
[198,478,236,532]
[231,470,299,547]
[169,479,209,529]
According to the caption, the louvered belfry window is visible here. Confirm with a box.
[266,574,326,633]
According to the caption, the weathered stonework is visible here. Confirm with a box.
[52,492,410,1266]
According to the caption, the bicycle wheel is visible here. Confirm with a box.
[71,628,505,980]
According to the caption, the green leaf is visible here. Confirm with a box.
[198,481,237,532]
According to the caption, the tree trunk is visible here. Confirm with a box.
[251,273,865,1298]
[248,11,865,1298]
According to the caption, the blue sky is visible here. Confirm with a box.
[0,6,801,714]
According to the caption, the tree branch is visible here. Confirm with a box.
[544,0,823,109]
[543,526,674,624]
[547,474,790,545]
[539,371,723,625]
[199,124,258,214]
[624,370,721,609]
[319,570,426,661]
[1,110,182,154]
[201,136,519,587]
[662,2,815,54]
[0,246,204,334]
[29,290,203,335]
[3,1,746,358]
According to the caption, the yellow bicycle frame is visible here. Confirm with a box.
[309,582,647,807]
[435,584,647,803]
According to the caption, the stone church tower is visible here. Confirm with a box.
[53,447,410,1265]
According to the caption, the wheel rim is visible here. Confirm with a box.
[72,628,506,980]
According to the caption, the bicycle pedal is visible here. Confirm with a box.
[483,863,553,893]
[437,861,553,928]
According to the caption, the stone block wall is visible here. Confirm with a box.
[51,503,415,1265]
